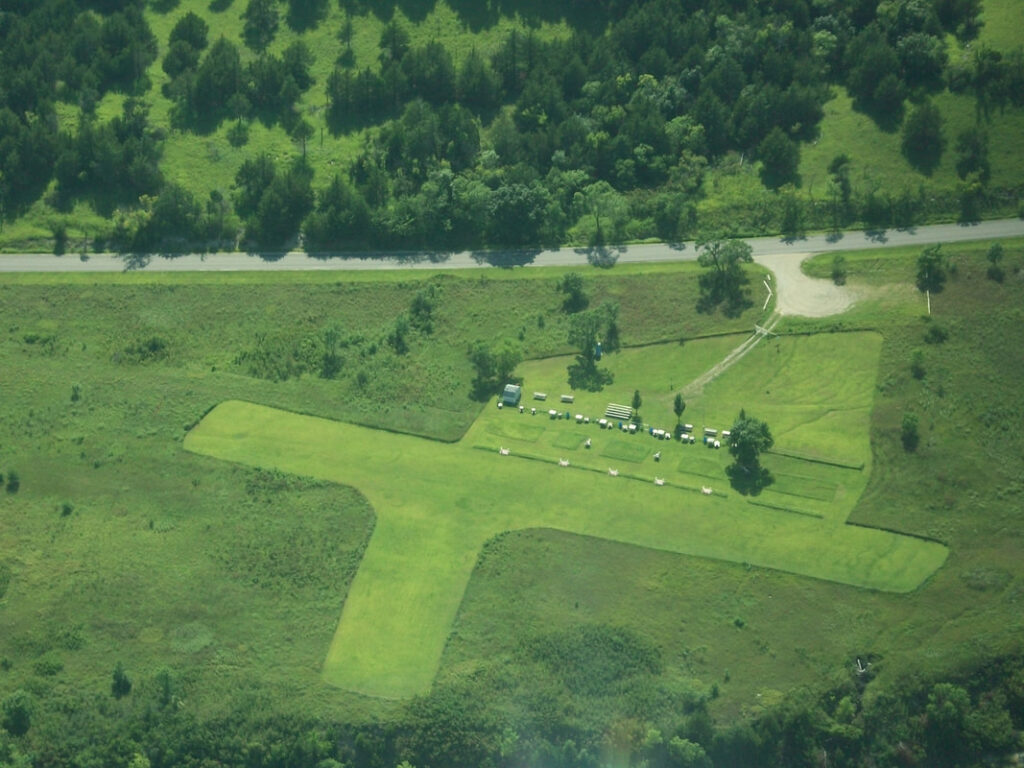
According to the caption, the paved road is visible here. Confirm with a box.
[0,218,1022,273]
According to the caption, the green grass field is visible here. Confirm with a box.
[183,327,946,699]
[2,244,1023,729]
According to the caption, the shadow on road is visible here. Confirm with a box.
[865,229,888,243]
[575,245,622,268]
[471,249,539,267]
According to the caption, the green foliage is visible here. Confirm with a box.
[910,348,926,379]
[673,393,686,421]
[758,127,800,190]
[986,241,1005,282]
[901,100,945,175]
[556,272,588,314]
[726,410,774,495]
[901,412,920,451]
[831,254,847,285]
[916,244,947,293]
[4,471,19,495]
[111,662,132,699]
[566,303,619,391]
[1,690,32,736]
[0,562,10,600]
[242,0,279,52]
[955,125,990,182]
[468,339,522,400]
[120,336,168,364]
[31,653,63,677]
[924,322,949,344]
[696,239,754,316]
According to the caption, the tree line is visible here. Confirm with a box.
[3,644,1021,767]
[2,0,1022,251]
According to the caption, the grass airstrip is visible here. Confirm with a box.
[184,331,948,699]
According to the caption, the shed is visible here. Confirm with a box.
[502,384,522,406]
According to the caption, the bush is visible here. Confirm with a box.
[5,471,19,494]
[1,690,33,736]
[831,254,847,285]
[911,348,926,379]
[901,413,920,451]
[924,323,948,344]
[32,654,64,677]
[111,662,132,698]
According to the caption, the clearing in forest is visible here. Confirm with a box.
[183,331,947,699]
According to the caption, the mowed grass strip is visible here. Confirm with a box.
[601,439,651,463]
[185,395,947,699]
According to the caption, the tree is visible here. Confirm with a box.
[696,238,754,316]
[954,125,990,182]
[1,690,32,736]
[378,19,410,65]
[986,241,1004,282]
[566,303,619,391]
[5,470,19,494]
[901,100,945,174]
[192,37,243,122]
[916,244,947,293]
[169,11,209,51]
[111,662,132,698]
[468,339,522,399]
[304,174,371,251]
[556,272,588,313]
[674,393,686,421]
[901,412,920,451]
[632,389,643,418]
[242,0,279,53]
[457,49,500,111]
[162,40,201,78]
[758,127,800,189]
[726,410,774,494]
[290,118,314,159]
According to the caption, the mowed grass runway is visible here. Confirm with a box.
[183,333,948,699]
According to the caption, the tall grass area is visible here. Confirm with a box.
[0,263,758,719]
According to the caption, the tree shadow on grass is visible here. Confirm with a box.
[567,357,613,392]
[726,463,774,496]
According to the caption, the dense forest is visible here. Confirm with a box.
[3,639,1023,767]
[0,0,1022,252]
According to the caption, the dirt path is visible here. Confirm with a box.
[755,251,856,317]
[682,314,781,397]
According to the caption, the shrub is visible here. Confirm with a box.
[901,413,920,451]
[910,349,926,379]
[5,471,19,494]
[831,254,847,285]
[111,662,132,698]
[924,323,949,344]
[32,654,63,677]
[1,690,33,736]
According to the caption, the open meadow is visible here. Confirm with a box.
[1,243,1023,761]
